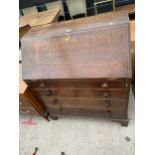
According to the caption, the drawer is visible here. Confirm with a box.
[42,97,127,111]
[43,98,127,119]
[33,89,127,99]
[19,107,39,115]
[28,79,129,89]
[46,102,127,119]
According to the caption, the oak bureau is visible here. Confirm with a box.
[21,11,132,126]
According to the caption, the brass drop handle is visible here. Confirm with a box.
[125,83,128,87]
[105,110,111,117]
[40,83,45,88]
[102,82,108,88]
[105,101,111,107]
[103,91,109,97]
[45,90,52,96]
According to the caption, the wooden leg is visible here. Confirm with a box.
[44,112,50,122]
[120,120,129,127]
[51,115,58,120]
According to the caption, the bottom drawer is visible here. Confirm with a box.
[47,107,127,119]
[43,98,128,119]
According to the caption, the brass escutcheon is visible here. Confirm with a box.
[64,34,70,41]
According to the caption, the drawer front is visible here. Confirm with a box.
[28,79,129,89]
[33,89,127,99]
[42,97,127,111]
[48,108,126,119]
[19,107,39,115]
[43,98,127,119]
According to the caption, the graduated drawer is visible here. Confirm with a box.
[43,98,127,119]
[41,97,127,111]
[28,79,129,89]
[33,89,127,99]
[47,108,126,119]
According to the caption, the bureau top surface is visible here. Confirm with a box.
[22,11,129,39]
[22,11,131,80]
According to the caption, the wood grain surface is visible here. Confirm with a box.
[116,4,135,15]
[22,11,131,80]
[19,9,60,28]
[19,63,27,94]
[130,20,135,42]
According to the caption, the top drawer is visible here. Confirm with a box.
[27,79,129,89]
